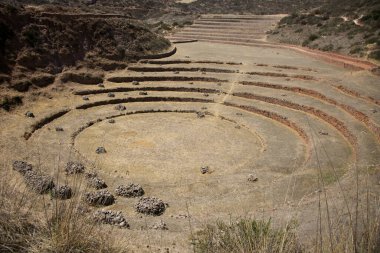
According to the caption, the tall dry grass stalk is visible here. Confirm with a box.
[0,164,123,253]
[192,217,302,253]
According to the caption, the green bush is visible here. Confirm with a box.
[308,34,319,41]
[322,44,334,51]
[21,25,42,47]
[350,46,362,54]
[369,50,380,60]
[0,21,13,51]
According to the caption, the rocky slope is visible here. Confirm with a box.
[181,0,325,14]
[267,0,380,62]
[0,3,170,109]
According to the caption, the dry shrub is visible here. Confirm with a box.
[192,218,302,253]
[0,167,123,253]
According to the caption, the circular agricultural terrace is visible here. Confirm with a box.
[2,14,379,251]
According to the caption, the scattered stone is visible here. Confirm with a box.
[93,210,130,228]
[84,190,115,206]
[248,174,258,182]
[174,71,179,74]
[82,96,89,101]
[108,119,116,124]
[236,112,243,116]
[235,125,241,129]
[65,161,85,174]
[98,84,105,88]
[135,197,166,216]
[115,104,126,111]
[201,107,207,110]
[13,160,33,175]
[108,93,115,98]
[52,185,73,200]
[115,183,144,198]
[202,72,206,75]
[25,111,34,118]
[55,127,64,132]
[281,94,287,97]
[185,56,190,58]
[189,82,194,84]
[200,166,209,174]
[203,93,209,97]
[96,147,107,154]
[217,83,222,86]
[139,91,148,96]
[319,131,329,136]
[132,81,139,85]
[197,111,205,118]
[24,170,55,194]
[150,220,168,230]
[371,109,377,113]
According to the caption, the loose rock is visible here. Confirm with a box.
[98,84,105,88]
[150,220,168,230]
[108,119,116,124]
[82,96,89,101]
[13,160,33,175]
[24,170,55,194]
[65,161,85,174]
[115,104,126,111]
[115,183,144,198]
[135,197,166,216]
[248,174,258,182]
[139,91,148,96]
[84,190,115,206]
[25,111,34,118]
[197,111,205,118]
[55,127,64,132]
[96,147,107,154]
[132,81,139,85]
[108,93,115,98]
[200,166,209,174]
[93,210,130,228]
[52,185,72,200]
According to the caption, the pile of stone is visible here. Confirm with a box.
[150,220,168,230]
[135,197,166,216]
[85,171,107,189]
[52,185,73,200]
[24,170,55,194]
[13,160,33,175]
[84,190,115,206]
[65,162,85,174]
[115,183,144,198]
[93,210,130,228]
